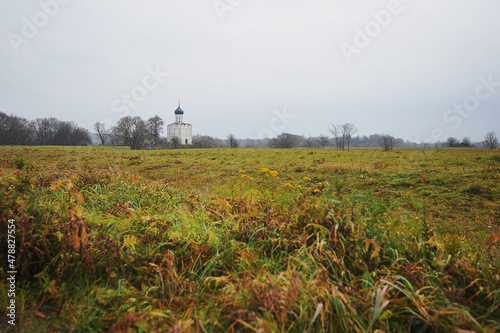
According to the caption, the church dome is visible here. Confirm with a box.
[174,100,184,114]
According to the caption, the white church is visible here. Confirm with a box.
[166,101,192,145]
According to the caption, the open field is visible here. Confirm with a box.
[1,146,499,332]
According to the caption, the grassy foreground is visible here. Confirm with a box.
[0,146,499,332]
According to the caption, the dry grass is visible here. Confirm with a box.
[0,146,499,332]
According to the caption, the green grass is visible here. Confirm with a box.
[0,146,499,332]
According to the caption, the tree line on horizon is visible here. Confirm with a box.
[1,111,498,151]
[0,111,91,146]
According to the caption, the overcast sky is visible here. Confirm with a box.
[1,0,499,142]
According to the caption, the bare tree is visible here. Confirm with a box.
[33,117,58,145]
[271,133,298,149]
[192,135,223,148]
[484,131,499,150]
[113,116,147,150]
[317,135,329,149]
[94,122,107,146]
[304,136,315,148]
[0,112,33,145]
[68,125,91,146]
[148,115,164,145]
[421,142,430,153]
[130,117,147,150]
[341,123,357,151]
[329,124,343,150]
[31,117,90,146]
[114,117,133,146]
[461,137,472,147]
[244,139,257,148]
[227,133,239,148]
[170,136,180,149]
[109,126,122,145]
[446,137,459,147]
[1,112,89,146]
[434,142,440,152]
[379,134,395,152]
[329,123,357,151]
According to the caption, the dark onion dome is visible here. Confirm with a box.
[175,100,184,114]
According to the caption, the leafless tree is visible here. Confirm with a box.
[130,117,148,150]
[148,115,164,145]
[1,112,89,146]
[192,135,223,148]
[244,139,257,148]
[484,131,499,150]
[461,137,472,147]
[31,117,90,146]
[33,117,58,145]
[379,134,395,152]
[421,142,430,153]
[271,133,298,148]
[113,116,147,150]
[329,123,357,151]
[94,122,108,145]
[329,124,343,150]
[341,123,357,151]
[170,136,180,149]
[317,135,329,149]
[434,142,440,152]
[109,126,122,145]
[114,117,133,146]
[446,137,459,147]
[304,136,315,148]
[0,112,33,145]
[227,133,239,148]
[68,125,91,146]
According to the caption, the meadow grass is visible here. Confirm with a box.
[0,146,499,332]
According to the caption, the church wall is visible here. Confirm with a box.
[167,123,192,145]
[166,103,192,145]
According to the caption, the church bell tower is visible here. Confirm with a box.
[175,100,184,123]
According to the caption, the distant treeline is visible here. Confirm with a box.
[239,133,479,150]
[1,111,495,150]
[0,112,91,146]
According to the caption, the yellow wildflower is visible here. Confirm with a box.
[239,170,246,173]
[260,168,270,173]
[313,189,322,194]
[270,170,278,177]
[303,177,311,182]
[241,174,253,180]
